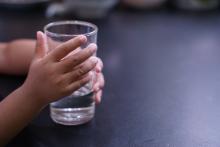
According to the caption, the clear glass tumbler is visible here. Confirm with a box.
[44,20,98,125]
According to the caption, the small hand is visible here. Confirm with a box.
[93,58,105,104]
[22,31,98,106]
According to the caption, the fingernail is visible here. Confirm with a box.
[88,43,97,52]
[79,35,87,42]
[88,71,94,78]
[37,31,42,39]
[90,57,98,64]
[96,66,102,72]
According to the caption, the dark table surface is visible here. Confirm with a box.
[1,7,220,147]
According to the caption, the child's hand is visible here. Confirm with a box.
[21,31,98,106]
[93,58,105,104]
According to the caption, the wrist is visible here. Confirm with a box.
[19,83,47,109]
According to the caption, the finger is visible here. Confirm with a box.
[48,35,87,61]
[69,57,98,83]
[93,73,105,92]
[35,31,47,59]
[66,74,91,93]
[59,44,97,72]
[63,71,90,86]
[95,58,104,73]
[95,90,103,104]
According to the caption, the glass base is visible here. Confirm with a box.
[50,103,95,126]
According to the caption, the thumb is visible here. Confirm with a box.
[35,31,47,59]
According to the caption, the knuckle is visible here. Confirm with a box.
[54,77,65,88]
[72,57,79,64]
[77,66,85,76]
[63,46,69,54]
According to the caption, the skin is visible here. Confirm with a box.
[0,32,104,146]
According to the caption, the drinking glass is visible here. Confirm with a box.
[44,20,98,125]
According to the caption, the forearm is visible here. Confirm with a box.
[0,39,36,75]
[0,85,45,146]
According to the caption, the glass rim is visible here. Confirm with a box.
[44,20,98,37]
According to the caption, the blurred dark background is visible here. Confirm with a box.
[0,0,220,19]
